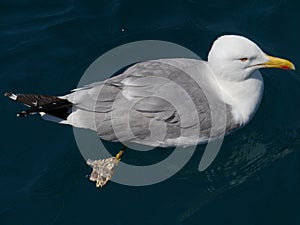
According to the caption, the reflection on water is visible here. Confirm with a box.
[206,134,295,190]
[177,128,298,222]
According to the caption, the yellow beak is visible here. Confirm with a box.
[262,55,295,70]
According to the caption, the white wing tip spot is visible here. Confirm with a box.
[4,92,17,101]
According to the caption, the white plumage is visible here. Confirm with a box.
[7,35,295,148]
[54,35,294,147]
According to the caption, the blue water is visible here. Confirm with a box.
[1,1,300,224]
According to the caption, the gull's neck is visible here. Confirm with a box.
[214,70,264,126]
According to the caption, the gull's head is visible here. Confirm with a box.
[207,35,295,81]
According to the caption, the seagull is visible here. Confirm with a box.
[5,35,295,187]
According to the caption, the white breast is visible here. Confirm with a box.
[214,70,264,126]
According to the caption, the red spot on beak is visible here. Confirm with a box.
[281,65,291,70]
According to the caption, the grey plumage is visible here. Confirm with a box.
[66,58,239,147]
[5,35,294,186]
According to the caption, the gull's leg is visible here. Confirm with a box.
[87,147,125,188]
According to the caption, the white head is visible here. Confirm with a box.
[207,35,295,81]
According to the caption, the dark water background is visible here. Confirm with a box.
[1,0,300,224]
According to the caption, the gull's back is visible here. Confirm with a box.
[66,58,239,147]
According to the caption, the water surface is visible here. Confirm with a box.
[1,1,300,224]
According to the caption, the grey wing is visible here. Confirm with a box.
[66,59,238,147]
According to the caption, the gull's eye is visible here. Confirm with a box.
[240,57,248,62]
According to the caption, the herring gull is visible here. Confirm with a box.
[5,35,295,187]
